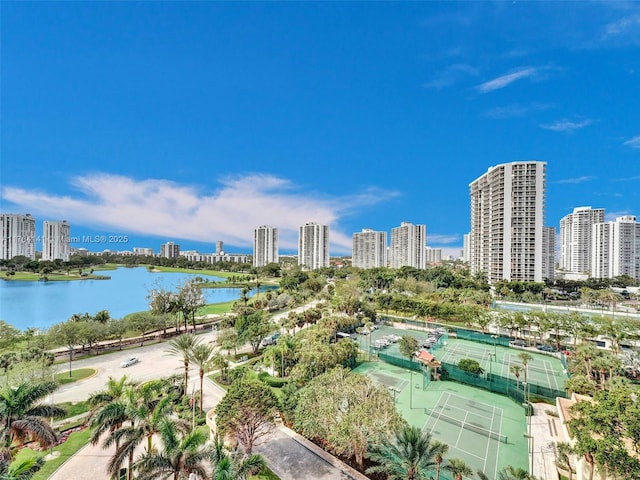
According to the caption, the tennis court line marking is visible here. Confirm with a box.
[425,392,498,462]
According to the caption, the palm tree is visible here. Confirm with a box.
[496,465,539,479]
[444,458,473,480]
[366,425,440,479]
[209,433,265,480]
[88,375,132,407]
[517,352,533,385]
[165,333,202,395]
[432,440,449,480]
[0,456,44,480]
[133,417,209,480]
[399,336,419,408]
[510,365,522,391]
[190,343,215,416]
[0,381,65,459]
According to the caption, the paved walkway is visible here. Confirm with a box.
[529,402,561,480]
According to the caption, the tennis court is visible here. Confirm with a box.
[355,360,528,479]
[423,392,505,479]
[438,338,566,392]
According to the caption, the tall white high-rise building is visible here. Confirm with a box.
[42,220,71,261]
[462,233,471,263]
[592,216,640,281]
[469,161,547,283]
[160,242,180,259]
[1,213,36,260]
[253,226,279,267]
[542,226,556,281]
[425,247,442,264]
[352,229,387,269]
[559,206,605,274]
[389,222,426,269]
[298,223,329,270]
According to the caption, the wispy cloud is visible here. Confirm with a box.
[1,173,399,254]
[540,118,593,132]
[605,210,633,222]
[604,14,640,37]
[623,135,640,148]
[476,67,539,93]
[422,64,478,89]
[554,176,596,185]
[613,175,640,182]
[427,234,460,245]
[484,102,553,119]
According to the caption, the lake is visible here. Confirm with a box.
[0,267,263,331]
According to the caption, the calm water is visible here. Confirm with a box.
[0,267,259,331]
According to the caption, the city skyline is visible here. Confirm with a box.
[2,2,639,258]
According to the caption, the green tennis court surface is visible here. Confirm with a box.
[355,360,529,479]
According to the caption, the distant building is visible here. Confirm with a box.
[352,228,387,269]
[1,213,36,260]
[462,233,470,263]
[592,215,640,281]
[559,206,605,274]
[425,247,442,264]
[389,222,426,269]
[42,220,70,261]
[253,226,279,267]
[469,161,547,283]
[542,226,556,281]
[216,241,224,255]
[298,223,329,270]
[133,247,155,256]
[160,242,180,259]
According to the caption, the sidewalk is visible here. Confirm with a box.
[529,402,561,480]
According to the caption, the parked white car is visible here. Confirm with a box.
[120,356,139,368]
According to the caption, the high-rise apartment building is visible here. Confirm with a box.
[1,213,36,260]
[462,233,471,263]
[542,226,556,281]
[592,216,640,281]
[425,247,442,264]
[42,220,71,261]
[160,241,180,259]
[298,223,329,270]
[389,222,426,269]
[469,161,547,283]
[559,206,605,274]
[352,228,387,269]
[253,226,279,267]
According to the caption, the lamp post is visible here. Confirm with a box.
[388,386,399,403]
[524,433,534,474]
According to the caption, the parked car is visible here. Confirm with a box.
[120,356,139,368]
[510,339,526,347]
[536,344,557,353]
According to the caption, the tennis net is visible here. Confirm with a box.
[424,408,508,443]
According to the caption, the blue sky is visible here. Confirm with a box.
[2,2,639,258]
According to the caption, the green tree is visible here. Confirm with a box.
[399,335,419,408]
[165,333,202,396]
[0,382,65,459]
[209,433,265,480]
[554,442,575,480]
[444,458,473,480]
[132,417,208,480]
[366,425,441,480]
[517,352,533,385]
[457,359,484,375]
[0,457,44,480]
[295,366,403,468]
[189,343,215,416]
[214,376,279,454]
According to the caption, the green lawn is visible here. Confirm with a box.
[197,301,236,315]
[250,466,281,479]
[55,368,96,384]
[14,428,93,480]
[150,266,236,278]
[56,401,90,418]
[2,271,108,282]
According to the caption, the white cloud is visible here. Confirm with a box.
[484,102,553,119]
[422,64,478,89]
[476,67,539,93]
[540,119,593,132]
[604,14,640,37]
[554,176,596,185]
[427,234,460,245]
[1,173,399,254]
[623,135,640,148]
